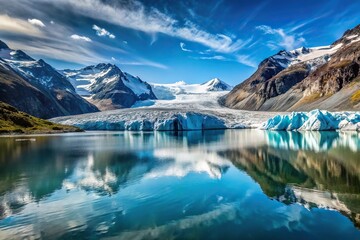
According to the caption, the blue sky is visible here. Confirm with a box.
[0,0,359,85]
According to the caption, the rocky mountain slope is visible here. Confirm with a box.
[0,40,98,118]
[0,101,81,134]
[61,64,157,110]
[224,24,360,111]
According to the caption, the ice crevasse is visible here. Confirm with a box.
[261,110,360,131]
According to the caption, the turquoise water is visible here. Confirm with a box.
[0,130,360,239]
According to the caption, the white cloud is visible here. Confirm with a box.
[180,42,192,52]
[92,24,115,39]
[28,18,46,28]
[45,0,248,53]
[70,34,92,42]
[256,25,306,50]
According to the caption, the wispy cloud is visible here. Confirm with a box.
[199,55,226,60]
[28,18,46,28]
[92,24,115,39]
[256,25,306,50]
[0,14,167,69]
[180,42,192,52]
[0,15,43,37]
[44,0,248,54]
[239,2,267,30]
[235,55,257,68]
[70,34,92,42]
[115,59,168,69]
[288,13,330,33]
[191,53,256,68]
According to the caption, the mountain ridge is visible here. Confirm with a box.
[224,23,360,111]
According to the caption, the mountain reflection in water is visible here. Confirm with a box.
[0,130,360,239]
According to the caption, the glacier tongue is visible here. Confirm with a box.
[262,110,360,131]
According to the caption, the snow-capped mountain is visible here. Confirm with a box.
[0,40,98,118]
[61,64,157,110]
[268,45,341,70]
[201,78,232,91]
[151,78,232,100]
[225,23,360,111]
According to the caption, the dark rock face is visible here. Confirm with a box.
[91,75,138,109]
[301,61,359,97]
[260,65,310,100]
[0,62,64,118]
[224,54,307,110]
[0,40,9,50]
[0,41,99,118]
[225,23,360,111]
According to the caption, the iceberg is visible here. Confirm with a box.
[262,110,360,131]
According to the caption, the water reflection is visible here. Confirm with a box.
[0,130,360,239]
[222,130,360,228]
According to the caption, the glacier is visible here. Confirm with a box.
[51,83,277,131]
[262,110,360,131]
[52,110,232,131]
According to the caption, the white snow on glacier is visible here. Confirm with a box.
[262,110,360,131]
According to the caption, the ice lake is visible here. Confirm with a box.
[1,130,360,239]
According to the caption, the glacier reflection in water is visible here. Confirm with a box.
[0,130,360,239]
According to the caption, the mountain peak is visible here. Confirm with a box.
[332,24,360,46]
[202,78,232,91]
[95,63,116,69]
[0,40,10,50]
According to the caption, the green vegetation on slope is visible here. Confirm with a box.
[0,101,82,134]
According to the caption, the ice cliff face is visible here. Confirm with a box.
[53,111,228,131]
[262,110,360,131]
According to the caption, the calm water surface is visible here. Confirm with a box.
[0,130,360,239]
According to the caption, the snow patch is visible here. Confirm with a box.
[122,73,150,96]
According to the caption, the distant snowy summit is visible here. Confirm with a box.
[201,78,232,91]
[61,63,156,110]
[151,78,232,100]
